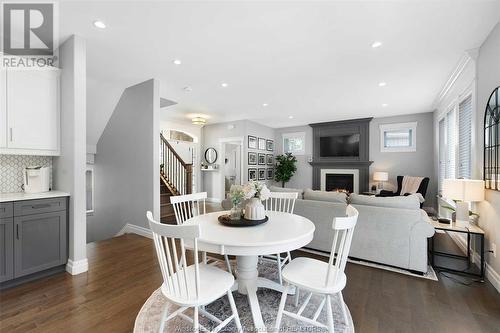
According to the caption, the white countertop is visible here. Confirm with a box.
[0,191,70,203]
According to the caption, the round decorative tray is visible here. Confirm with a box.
[218,214,268,227]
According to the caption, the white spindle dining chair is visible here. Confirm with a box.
[274,205,359,332]
[170,192,233,273]
[147,212,242,333]
[262,191,298,285]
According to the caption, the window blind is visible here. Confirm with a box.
[445,110,456,179]
[439,118,446,192]
[458,95,472,179]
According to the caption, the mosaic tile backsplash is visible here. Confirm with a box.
[0,155,53,193]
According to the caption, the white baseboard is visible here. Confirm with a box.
[448,232,500,293]
[66,258,89,275]
[116,223,152,239]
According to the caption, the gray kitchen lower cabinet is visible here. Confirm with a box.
[14,211,67,278]
[0,218,14,282]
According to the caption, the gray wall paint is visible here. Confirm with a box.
[52,35,88,270]
[273,125,313,189]
[369,112,436,208]
[475,22,500,279]
[272,113,436,208]
[201,120,274,200]
[87,79,159,242]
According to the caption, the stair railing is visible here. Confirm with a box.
[160,133,193,195]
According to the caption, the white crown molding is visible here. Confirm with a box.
[449,232,500,294]
[116,223,153,239]
[66,258,89,275]
[433,52,474,109]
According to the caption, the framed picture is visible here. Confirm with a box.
[248,152,257,165]
[266,140,274,152]
[267,168,274,180]
[258,168,266,180]
[248,136,257,149]
[248,168,257,181]
[258,138,266,150]
[266,154,274,165]
[258,153,266,165]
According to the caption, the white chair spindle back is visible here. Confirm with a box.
[170,192,207,225]
[264,192,298,214]
[325,205,358,288]
[147,211,201,302]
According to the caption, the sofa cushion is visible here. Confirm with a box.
[303,189,348,204]
[269,186,304,199]
[349,193,420,210]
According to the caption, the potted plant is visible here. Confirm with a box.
[242,180,271,220]
[274,153,297,187]
[228,185,245,220]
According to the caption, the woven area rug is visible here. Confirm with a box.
[134,259,354,332]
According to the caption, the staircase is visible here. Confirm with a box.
[160,133,193,224]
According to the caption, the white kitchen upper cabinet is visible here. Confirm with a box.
[1,68,60,155]
[0,70,6,149]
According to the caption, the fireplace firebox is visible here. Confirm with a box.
[325,174,354,193]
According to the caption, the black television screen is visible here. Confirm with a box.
[320,134,360,157]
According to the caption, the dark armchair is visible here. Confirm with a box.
[377,176,430,208]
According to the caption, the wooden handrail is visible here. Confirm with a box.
[160,133,192,167]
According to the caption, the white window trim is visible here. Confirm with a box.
[86,165,95,215]
[282,131,306,155]
[379,122,417,153]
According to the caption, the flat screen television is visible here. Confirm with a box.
[320,134,360,157]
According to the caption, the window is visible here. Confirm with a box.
[445,110,456,179]
[282,132,305,155]
[86,167,95,214]
[458,95,472,179]
[379,122,417,152]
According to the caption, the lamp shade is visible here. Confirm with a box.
[442,179,485,202]
[373,172,389,182]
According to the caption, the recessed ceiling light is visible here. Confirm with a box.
[93,20,106,29]
[372,41,382,48]
[382,103,388,107]
[288,115,294,119]
[183,86,192,92]
[221,82,228,88]
[172,59,181,65]
[378,82,387,87]
[262,103,268,107]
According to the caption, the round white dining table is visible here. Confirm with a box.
[184,210,315,332]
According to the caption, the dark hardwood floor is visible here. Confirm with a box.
[1,233,499,333]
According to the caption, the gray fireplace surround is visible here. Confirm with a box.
[309,118,373,193]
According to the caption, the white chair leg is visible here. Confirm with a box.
[276,253,283,285]
[339,292,349,326]
[158,304,168,333]
[287,251,292,263]
[224,255,233,274]
[227,290,242,332]
[193,306,199,332]
[275,284,289,331]
[326,295,334,333]
[294,288,300,307]
[202,252,207,264]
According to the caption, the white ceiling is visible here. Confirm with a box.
[58,1,500,145]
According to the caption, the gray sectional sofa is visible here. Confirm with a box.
[222,187,435,274]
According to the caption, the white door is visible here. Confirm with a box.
[6,69,60,151]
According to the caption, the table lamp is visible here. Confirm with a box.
[373,172,389,191]
[442,179,485,227]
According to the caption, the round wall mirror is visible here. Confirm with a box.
[205,147,218,164]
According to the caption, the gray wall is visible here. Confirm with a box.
[273,125,313,189]
[201,120,274,200]
[369,112,436,208]
[87,79,160,242]
[272,113,436,208]
[475,22,500,280]
[52,35,88,273]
